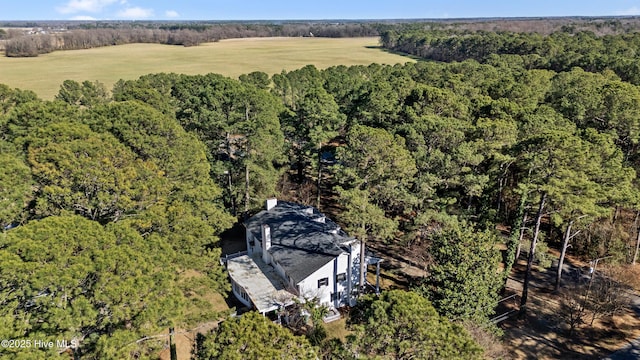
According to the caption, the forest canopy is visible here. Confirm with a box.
[3,20,640,358]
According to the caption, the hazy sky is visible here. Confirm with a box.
[3,0,640,20]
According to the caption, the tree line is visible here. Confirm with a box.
[380,26,640,84]
[3,22,379,57]
[3,25,640,357]
[7,17,640,58]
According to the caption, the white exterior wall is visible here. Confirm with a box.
[297,259,335,307]
[247,230,274,264]
[246,224,363,309]
[230,278,252,309]
[272,260,288,284]
[348,241,361,306]
[297,242,360,309]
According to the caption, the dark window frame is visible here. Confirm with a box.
[317,277,329,288]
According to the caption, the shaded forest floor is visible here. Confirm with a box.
[359,218,640,360]
[499,256,640,359]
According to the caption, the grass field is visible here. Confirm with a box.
[0,37,414,99]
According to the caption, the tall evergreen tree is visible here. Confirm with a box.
[336,124,417,214]
[347,290,483,360]
[418,222,503,322]
[195,312,317,360]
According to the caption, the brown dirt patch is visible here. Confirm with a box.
[499,258,640,360]
[158,321,220,360]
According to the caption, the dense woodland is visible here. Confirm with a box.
[1,22,379,57]
[4,17,640,57]
[3,20,640,359]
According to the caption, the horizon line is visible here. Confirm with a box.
[2,15,640,23]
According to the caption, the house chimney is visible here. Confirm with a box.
[266,198,277,211]
[262,224,271,264]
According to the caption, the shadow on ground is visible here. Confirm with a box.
[500,255,640,360]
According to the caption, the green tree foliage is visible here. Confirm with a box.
[417,221,503,322]
[56,79,110,107]
[27,122,161,222]
[379,26,640,85]
[513,121,631,306]
[0,92,234,358]
[547,68,607,128]
[551,129,634,289]
[336,187,397,242]
[0,141,32,228]
[274,65,346,189]
[336,187,397,293]
[0,84,38,126]
[336,124,416,213]
[549,69,640,164]
[111,73,179,115]
[404,84,470,120]
[0,215,182,359]
[195,312,318,360]
[238,71,270,89]
[171,73,286,213]
[272,65,325,111]
[347,290,483,360]
[321,65,369,120]
[3,100,80,145]
[350,66,413,129]
[398,114,491,212]
[82,100,234,281]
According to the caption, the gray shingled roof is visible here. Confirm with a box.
[244,202,355,285]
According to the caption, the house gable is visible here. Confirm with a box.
[296,251,357,308]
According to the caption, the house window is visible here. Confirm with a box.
[317,277,329,288]
[336,273,346,282]
[331,291,344,301]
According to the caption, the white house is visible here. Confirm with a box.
[225,198,380,315]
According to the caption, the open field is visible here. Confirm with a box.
[0,37,414,99]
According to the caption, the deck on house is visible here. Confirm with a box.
[227,254,295,314]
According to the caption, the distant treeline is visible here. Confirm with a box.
[2,22,379,57]
[6,17,640,57]
[380,24,640,84]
